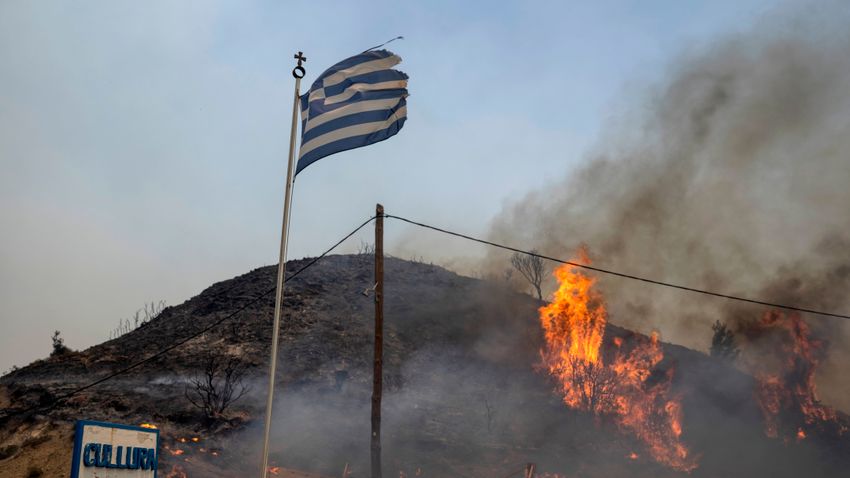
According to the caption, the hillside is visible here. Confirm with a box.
[1,255,849,477]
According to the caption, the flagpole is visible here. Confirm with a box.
[260,51,306,478]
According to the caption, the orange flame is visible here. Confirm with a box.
[139,423,158,429]
[539,254,697,472]
[269,466,281,475]
[168,448,185,456]
[748,311,837,440]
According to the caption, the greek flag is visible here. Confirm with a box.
[296,49,408,175]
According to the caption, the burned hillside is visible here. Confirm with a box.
[2,254,850,477]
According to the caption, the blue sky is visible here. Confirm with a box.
[0,1,780,371]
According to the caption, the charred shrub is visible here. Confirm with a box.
[50,330,71,357]
[710,320,739,362]
[185,351,250,424]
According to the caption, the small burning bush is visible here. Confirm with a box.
[538,252,698,472]
[742,311,839,440]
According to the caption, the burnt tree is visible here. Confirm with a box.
[511,251,545,300]
[185,352,250,423]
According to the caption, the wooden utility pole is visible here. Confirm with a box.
[371,203,385,478]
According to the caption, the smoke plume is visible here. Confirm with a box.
[486,3,850,410]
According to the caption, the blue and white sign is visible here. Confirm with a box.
[70,420,159,478]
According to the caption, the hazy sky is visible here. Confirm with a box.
[0,1,779,372]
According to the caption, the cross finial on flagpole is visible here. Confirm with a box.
[293,51,307,78]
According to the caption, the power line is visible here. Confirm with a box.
[0,216,377,421]
[383,213,850,321]
[7,209,849,421]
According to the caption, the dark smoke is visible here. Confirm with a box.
[486,3,850,411]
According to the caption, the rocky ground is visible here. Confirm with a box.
[1,254,849,477]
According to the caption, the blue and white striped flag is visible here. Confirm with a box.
[296,49,408,175]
